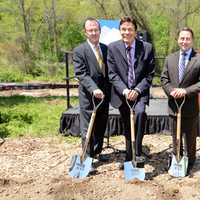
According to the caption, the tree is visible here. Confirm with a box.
[18,0,32,52]
[43,0,59,59]
[17,0,36,74]
[156,0,200,53]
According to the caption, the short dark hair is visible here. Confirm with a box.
[178,27,194,39]
[83,17,101,31]
[119,16,137,31]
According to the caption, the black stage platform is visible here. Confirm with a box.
[59,98,171,136]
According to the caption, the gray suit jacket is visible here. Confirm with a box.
[107,39,155,108]
[161,49,200,117]
[73,41,110,110]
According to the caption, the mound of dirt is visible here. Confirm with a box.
[1,134,200,200]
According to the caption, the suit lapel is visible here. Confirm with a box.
[172,52,180,85]
[116,41,128,65]
[100,43,106,63]
[85,41,105,75]
[180,49,196,83]
[84,42,97,64]
[85,41,103,74]
[182,50,196,75]
[134,39,144,68]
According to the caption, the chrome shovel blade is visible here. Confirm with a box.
[124,161,145,181]
[68,155,92,178]
[168,154,188,177]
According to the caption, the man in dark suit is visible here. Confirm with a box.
[73,17,110,163]
[161,27,200,173]
[107,16,155,162]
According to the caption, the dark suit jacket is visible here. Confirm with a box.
[73,41,110,111]
[161,49,200,117]
[107,39,155,108]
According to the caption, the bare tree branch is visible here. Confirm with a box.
[180,4,200,22]
[118,0,129,16]
[92,0,108,17]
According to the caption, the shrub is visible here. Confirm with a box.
[0,68,24,82]
[0,123,9,138]
[0,111,11,123]
[0,108,36,137]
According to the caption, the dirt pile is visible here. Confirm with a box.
[1,135,200,200]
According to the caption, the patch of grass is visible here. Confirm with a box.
[0,95,79,138]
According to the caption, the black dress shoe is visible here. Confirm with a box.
[89,165,97,175]
[118,162,124,170]
[135,156,145,168]
[95,154,109,162]
[186,163,194,176]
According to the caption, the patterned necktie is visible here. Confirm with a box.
[95,46,105,76]
[127,46,135,88]
[179,52,187,82]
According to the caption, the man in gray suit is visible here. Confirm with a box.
[107,16,155,163]
[73,17,110,163]
[161,27,200,174]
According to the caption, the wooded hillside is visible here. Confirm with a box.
[1,0,200,81]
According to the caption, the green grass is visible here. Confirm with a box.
[0,95,79,138]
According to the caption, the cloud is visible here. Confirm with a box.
[100,26,121,45]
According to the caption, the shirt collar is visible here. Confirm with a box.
[125,40,136,50]
[180,48,192,57]
[87,39,99,50]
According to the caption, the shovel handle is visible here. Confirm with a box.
[126,99,137,161]
[174,96,185,161]
[130,110,136,162]
[126,98,137,142]
[81,96,104,161]
[176,111,181,161]
[174,96,185,113]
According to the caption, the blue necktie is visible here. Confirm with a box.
[179,52,187,82]
[127,46,135,88]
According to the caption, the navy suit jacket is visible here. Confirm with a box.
[107,39,155,108]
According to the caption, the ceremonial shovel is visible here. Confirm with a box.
[124,99,145,181]
[68,96,104,179]
[168,96,188,177]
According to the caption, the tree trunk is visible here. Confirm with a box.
[43,0,59,60]
[18,0,32,53]
[51,0,59,59]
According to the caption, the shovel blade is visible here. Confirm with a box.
[124,161,145,181]
[168,154,188,177]
[68,154,93,178]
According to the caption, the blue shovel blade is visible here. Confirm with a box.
[124,161,145,181]
[68,155,93,178]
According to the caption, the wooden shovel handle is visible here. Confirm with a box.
[174,96,185,161]
[81,96,104,161]
[176,112,181,161]
[81,111,96,160]
[126,99,137,162]
[130,110,136,161]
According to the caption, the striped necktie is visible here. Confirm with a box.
[95,46,105,76]
[127,46,135,88]
[179,52,187,82]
